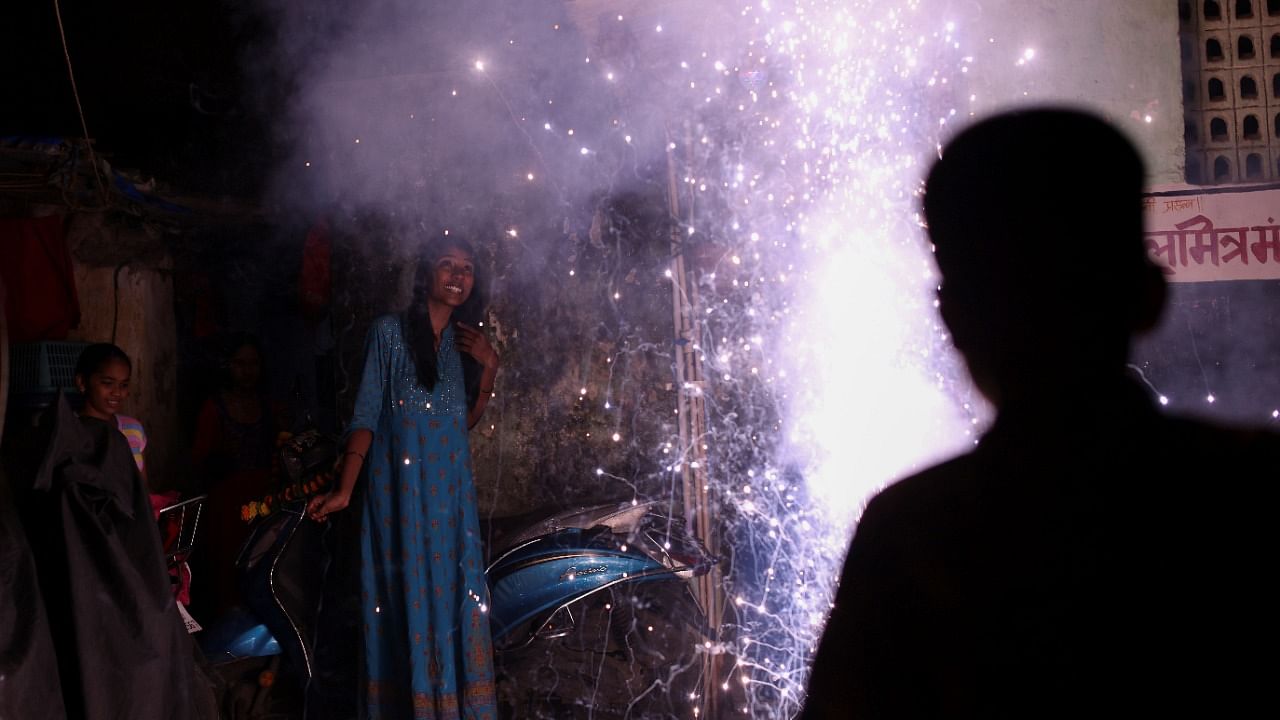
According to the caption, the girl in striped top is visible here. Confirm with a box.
[74,343,148,485]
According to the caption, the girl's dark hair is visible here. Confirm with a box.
[224,332,263,358]
[404,236,487,409]
[220,332,264,389]
[75,343,131,380]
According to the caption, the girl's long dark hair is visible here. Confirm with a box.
[403,237,487,409]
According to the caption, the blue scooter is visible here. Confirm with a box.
[486,501,719,718]
[487,500,717,649]
[199,497,717,717]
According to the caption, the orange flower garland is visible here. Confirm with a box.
[240,470,333,523]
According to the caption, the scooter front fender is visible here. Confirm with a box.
[487,526,678,649]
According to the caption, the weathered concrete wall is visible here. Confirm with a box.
[963,0,1185,184]
[327,190,682,521]
[321,1,1188,520]
[65,214,181,492]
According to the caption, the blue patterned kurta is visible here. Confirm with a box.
[349,315,495,720]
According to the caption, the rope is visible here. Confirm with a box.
[52,0,109,206]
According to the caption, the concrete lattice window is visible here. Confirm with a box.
[1214,155,1232,180]
[1239,35,1256,59]
[1241,75,1259,99]
[1246,153,1264,177]
[1184,1,1272,183]
[1243,114,1261,138]
[1207,38,1225,61]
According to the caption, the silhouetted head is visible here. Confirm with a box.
[922,108,1165,407]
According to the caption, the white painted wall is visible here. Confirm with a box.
[961,0,1185,184]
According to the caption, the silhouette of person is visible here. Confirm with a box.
[800,108,1280,719]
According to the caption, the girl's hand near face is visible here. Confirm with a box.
[457,323,498,429]
[455,323,499,369]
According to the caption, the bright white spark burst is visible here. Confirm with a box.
[301,1,1043,716]
[683,1,986,716]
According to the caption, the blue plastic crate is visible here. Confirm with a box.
[8,341,91,395]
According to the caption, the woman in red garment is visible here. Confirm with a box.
[192,333,283,616]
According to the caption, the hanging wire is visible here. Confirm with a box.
[52,0,109,206]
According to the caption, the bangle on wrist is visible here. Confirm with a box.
[480,387,495,395]
[344,451,365,462]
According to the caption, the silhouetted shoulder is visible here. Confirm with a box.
[1132,413,1280,500]
[1164,415,1280,459]
[878,452,982,503]
[856,451,988,538]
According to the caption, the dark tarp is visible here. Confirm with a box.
[8,396,198,719]
[0,465,66,720]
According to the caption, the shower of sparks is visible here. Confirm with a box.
[445,1,1000,715]
[279,0,1053,716]
[250,0,1280,712]
[665,1,990,716]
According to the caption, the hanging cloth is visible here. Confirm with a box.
[0,215,80,342]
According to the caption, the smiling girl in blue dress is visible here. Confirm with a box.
[308,237,499,719]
